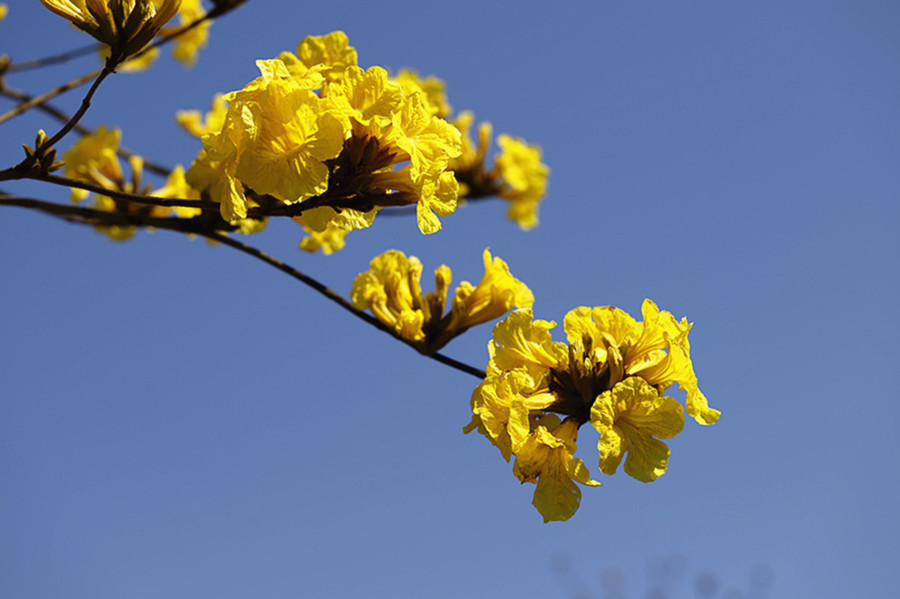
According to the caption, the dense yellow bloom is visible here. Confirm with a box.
[184,32,466,245]
[351,249,532,352]
[179,30,545,247]
[495,134,549,230]
[563,300,720,425]
[0,4,8,23]
[467,300,717,521]
[39,0,180,61]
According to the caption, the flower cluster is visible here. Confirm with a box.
[64,126,199,239]
[451,113,549,230]
[465,300,719,522]
[181,31,550,253]
[351,249,533,353]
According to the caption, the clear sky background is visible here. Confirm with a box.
[2,2,898,598]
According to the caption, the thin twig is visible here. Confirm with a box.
[0,194,487,380]
[0,171,214,210]
[202,230,487,380]
[0,68,101,126]
[6,43,100,73]
[0,86,174,176]
[41,60,117,151]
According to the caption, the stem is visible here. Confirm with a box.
[202,231,487,380]
[0,171,214,211]
[41,60,116,151]
[0,68,101,126]
[0,85,174,176]
[0,194,487,381]
[5,43,100,73]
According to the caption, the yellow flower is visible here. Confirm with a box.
[590,376,684,482]
[467,300,717,521]
[465,368,556,462]
[326,65,403,129]
[351,250,427,342]
[295,206,377,255]
[389,93,462,184]
[185,104,247,222]
[162,0,208,67]
[495,134,549,230]
[512,418,601,523]
[439,248,534,343]
[449,111,492,178]
[64,125,123,202]
[64,130,172,240]
[234,86,344,204]
[392,69,452,118]
[39,0,181,61]
[563,299,720,425]
[0,4,8,23]
[487,309,567,376]
[176,94,228,138]
[278,31,357,82]
[351,249,531,352]
[151,164,200,218]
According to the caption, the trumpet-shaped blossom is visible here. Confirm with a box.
[351,249,532,352]
[494,135,549,230]
[40,0,181,61]
[512,418,601,523]
[467,300,718,521]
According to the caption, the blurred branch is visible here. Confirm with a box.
[4,43,100,73]
[0,67,101,126]
[0,85,174,176]
[0,171,213,211]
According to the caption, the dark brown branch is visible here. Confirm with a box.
[202,231,487,380]
[0,171,215,211]
[0,194,487,381]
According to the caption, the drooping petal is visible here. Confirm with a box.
[590,376,685,482]
[513,419,600,522]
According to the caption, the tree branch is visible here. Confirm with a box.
[0,194,488,381]
[0,85,175,177]
[4,43,100,73]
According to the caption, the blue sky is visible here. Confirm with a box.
[2,2,898,598]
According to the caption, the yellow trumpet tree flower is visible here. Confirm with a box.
[39,0,181,62]
[512,417,601,523]
[351,249,533,353]
[466,300,718,521]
